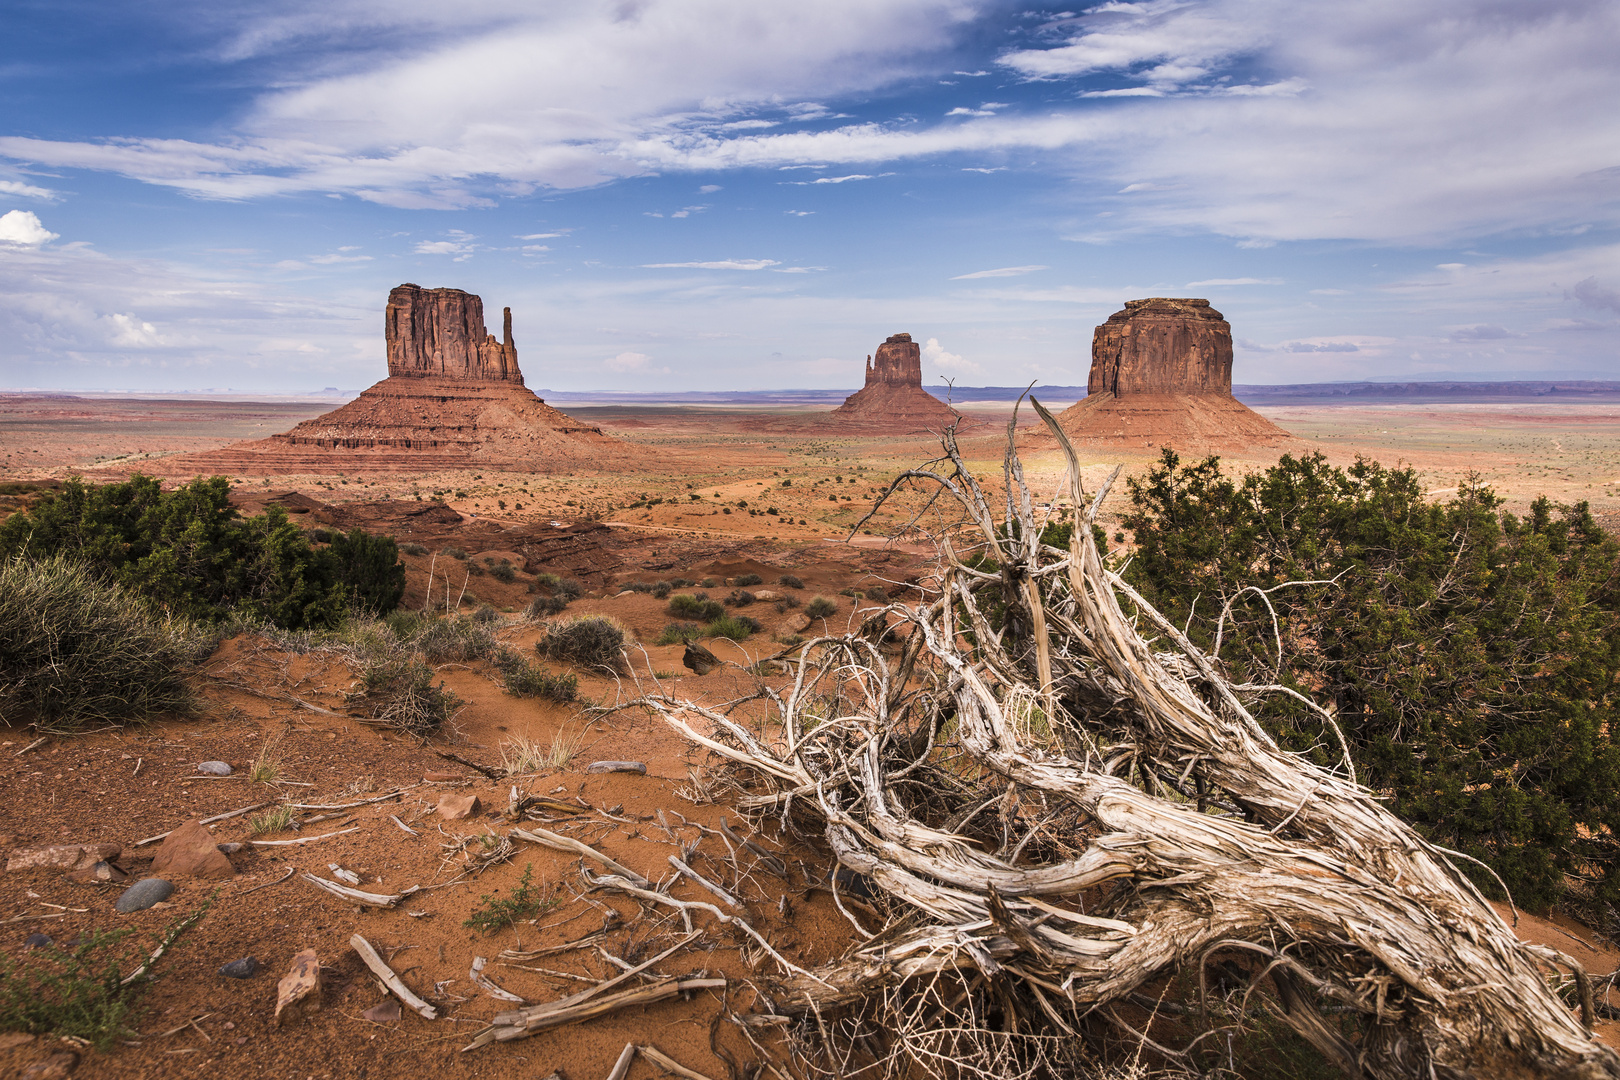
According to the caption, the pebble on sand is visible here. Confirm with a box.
[115,877,174,913]
[219,956,260,979]
[197,761,234,776]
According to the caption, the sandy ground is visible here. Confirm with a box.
[4,392,1620,1076]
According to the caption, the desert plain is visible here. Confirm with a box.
[2,387,1620,1079]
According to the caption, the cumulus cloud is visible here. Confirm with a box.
[413,231,476,260]
[0,210,58,246]
[641,259,778,270]
[605,351,652,372]
[950,265,1048,279]
[103,312,162,347]
[922,336,980,375]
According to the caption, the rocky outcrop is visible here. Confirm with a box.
[863,333,925,389]
[162,285,640,475]
[386,285,522,384]
[827,333,968,433]
[1031,299,1293,454]
[1088,298,1232,396]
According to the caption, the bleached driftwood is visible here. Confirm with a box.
[351,933,438,1019]
[634,406,1620,1080]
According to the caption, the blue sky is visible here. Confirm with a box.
[1,0,1616,393]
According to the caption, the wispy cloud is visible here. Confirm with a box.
[0,180,59,201]
[641,259,779,270]
[781,173,885,185]
[951,264,1048,280]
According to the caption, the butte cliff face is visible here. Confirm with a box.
[166,285,634,476]
[1036,298,1291,453]
[385,284,522,384]
[826,333,966,432]
[1087,297,1232,396]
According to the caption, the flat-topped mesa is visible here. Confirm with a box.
[1088,297,1232,397]
[386,284,522,384]
[863,332,923,389]
[1027,297,1293,454]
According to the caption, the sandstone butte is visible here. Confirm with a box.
[164,285,635,475]
[1034,297,1293,453]
[824,333,971,433]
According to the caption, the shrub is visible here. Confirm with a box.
[779,574,804,589]
[0,555,200,733]
[805,595,837,619]
[348,650,461,737]
[466,561,486,577]
[703,614,760,641]
[0,909,207,1049]
[655,623,703,645]
[399,541,428,556]
[863,583,889,602]
[0,475,403,629]
[724,589,756,607]
[668,593,725,621]
[669,577,695,588]
[537,615,626,672]
[651,581,672,599]
[734,573,762,586]
[465,864,557,933]
[501,658,579,703]
[442,547,468,560]
[1121,449,1620,914]
[555,578,582,600]
[701,578,718,588]
[249,805,295,835]
[526,595,570,618]
[531,572,561,591]
[383,609,425,639]
[413,615,500,662]
[489,561,517,584]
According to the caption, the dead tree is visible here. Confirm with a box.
[637,404,1620,1080]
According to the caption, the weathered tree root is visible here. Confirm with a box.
[638,405,1620,1080]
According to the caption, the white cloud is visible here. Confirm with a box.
[961,166,1006,173]
[698,184,722,193]
[641,259,779,270]
[413,230,476,260]
[605,351,652,372]
[922,336,979,374]
[784,210,814,216]
[517,232,565,239]
[103,312,162,347]
[781,173,882,185]
[0,180,59,200]
[950,264,1048,280]
[308,252,372,264]
[1448,324,1521,342]
[1186,277,1282,286]
[946,102,1008,118]
[0,210,58,246]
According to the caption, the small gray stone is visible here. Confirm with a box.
[219,957,260,979]
[23,932,51,949]
[216,843,244,854]
[585,760,647,775]
[116,877,174,913]
[197,761,233,776]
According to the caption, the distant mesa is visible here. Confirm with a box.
[825,333,969,433]
[1038,298,1293,453]
[160,285,634,476]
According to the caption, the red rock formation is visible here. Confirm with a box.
[161,286,638,476]
[1088,297,1232,396]
[827,333,967,433]
[1032,299,1293,454]
[386,284,522,384]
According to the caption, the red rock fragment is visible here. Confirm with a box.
[436,793,482,820]
[150,819,236,880]
[274,949,323,1027]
